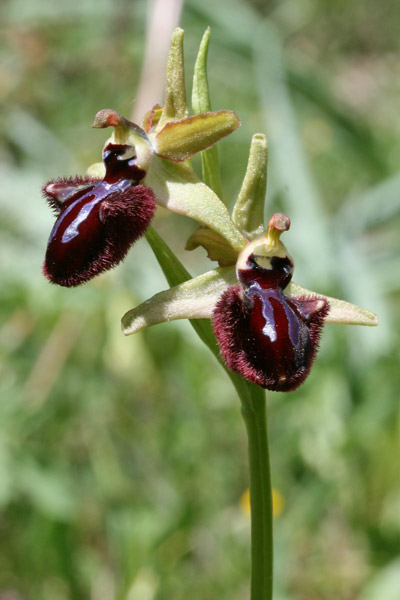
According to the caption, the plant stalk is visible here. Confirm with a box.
[240,384,273,600]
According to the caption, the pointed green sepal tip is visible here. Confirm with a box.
[121,267,237,336]
[232,133,268,239]
[186,226,238,266]
[192,27,211,115]
[154,110,241,163]
[287,283,379,326]
[157,27,188,129]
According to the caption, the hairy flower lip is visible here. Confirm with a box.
[212,219,331,391]
[43,142,156,287]
[212,284,329,391]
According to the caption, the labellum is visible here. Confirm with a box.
[43,143,156,287]
[212,214,329,391]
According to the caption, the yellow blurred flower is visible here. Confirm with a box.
[240,488,285,519]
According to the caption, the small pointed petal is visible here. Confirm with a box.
[232,133,267,239]
[157,28,188,130]
[154,111,240,163]
[192,27,222,196]
[286,282,379,326]
[145,155,246,251]
[185,226,238,266]
[122,267,237,335]
[142,104,163,133]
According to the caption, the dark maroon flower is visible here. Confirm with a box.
[212,214,329,391]
[43,143,156,287]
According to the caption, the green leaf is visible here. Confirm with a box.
[232,133,268,239]
[192,27,222,197]
[287,282,379,326]
[122,265,236,336]
[144,155,246,251]
[185,225,238,266]
[157,28,188,129]
[154,110,240,163]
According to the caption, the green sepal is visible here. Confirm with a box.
[185,226,238,266]
[86,162,105,178]
[154,110,240,163]
[122,265,237,336]
[157,28,188,130]
[286,283,379,326]
[192,27,222,197]
[144,155,246,251]
[232,133,268,239]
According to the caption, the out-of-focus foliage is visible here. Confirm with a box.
[1,0,400,599]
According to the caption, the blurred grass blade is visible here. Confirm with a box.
[337,172,400,235]
[192,27,223,197]
[253,21,332,286]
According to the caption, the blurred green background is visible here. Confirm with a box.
[1,0,400,599]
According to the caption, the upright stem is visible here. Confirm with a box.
[145,227,274,599]
[240,384,273,600]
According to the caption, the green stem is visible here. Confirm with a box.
[145,226,274,599]
[240,384,273,600]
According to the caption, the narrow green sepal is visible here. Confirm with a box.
[144,155,246,251]
[186,226,238,266]
[286,283,379,326]
[157,28,188,129]
[192,28,212,115]
[154,110,240,163]
[232,133,268,239]
[122,267,237,335]
[192,27,222,197]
